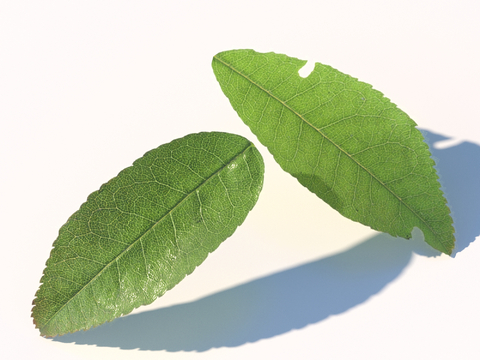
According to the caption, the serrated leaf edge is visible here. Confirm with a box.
[32,137,261,337]
[213,51,453,254]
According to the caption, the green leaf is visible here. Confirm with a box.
[212,49,454,254]
[32,131,264,337]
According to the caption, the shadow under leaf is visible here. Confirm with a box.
[421,129,480,255]
[55,233,427,351]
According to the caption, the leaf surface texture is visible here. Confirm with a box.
[32,132,264,337]
[212,49,454,254]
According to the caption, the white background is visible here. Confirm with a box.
[1,1,479,359]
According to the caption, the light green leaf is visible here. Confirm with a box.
[212,49,454,254]
[32,132,264,337]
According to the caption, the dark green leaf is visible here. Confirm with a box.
[32,132,264,337]
[212,49,454,254]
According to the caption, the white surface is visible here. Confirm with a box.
[1,1,479,359]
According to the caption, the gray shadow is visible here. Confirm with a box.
[54,129,480,351]
[55,233,425,351]
[421,130,480,255]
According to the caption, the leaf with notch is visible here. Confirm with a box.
[32,131,264,337]
[212,49,454,254]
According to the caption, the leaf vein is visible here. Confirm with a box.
[213,55,440,240]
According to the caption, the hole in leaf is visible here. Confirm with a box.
[298,60,315,78]
[433,138,463,149]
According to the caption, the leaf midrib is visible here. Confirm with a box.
[41,142,255,333]
[213,55,445,249]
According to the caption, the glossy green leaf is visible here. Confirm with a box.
[32,131,264,337]
[212,49,454,254]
